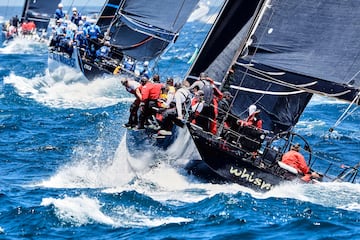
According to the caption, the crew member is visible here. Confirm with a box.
[55,3,65,20]
[121,78,141,128]
[281,143,320,182]
[237,104,263,129]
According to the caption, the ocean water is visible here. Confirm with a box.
[1,6,360,240]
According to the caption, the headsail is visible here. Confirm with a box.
[97,0,200,61]
[21,0,59,32]
[187,0,360,133]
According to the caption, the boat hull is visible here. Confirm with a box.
[187,124,299,191]
[48,47,112,82]
[125,126,222,180]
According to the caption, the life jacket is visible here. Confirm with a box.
[96,46,109,57]
[201,80,214,105]
[87,24,99,39]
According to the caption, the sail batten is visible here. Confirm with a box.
[187,0,360,133]
[249,0,360,90]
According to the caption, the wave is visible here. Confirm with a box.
[3,71,133,109]
[0,37,48,54]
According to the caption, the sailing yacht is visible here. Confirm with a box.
[182,0,360,191]
[3,0,57,43]
[48,0,200,82]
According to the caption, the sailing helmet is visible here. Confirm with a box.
[143,61,149,67]
[223,91,233,99]
[58,3,63,8]
[72,7,77,12]
[199,72,207,80]
[248,104,257,116]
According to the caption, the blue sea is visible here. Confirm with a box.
[1,5,360,240]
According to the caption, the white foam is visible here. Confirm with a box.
[40,193,193,228]
[41,194,115,226]
[0,37,47,54]
[4,72,132,109]
[39,135,135,189]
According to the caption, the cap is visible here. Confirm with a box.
[223,91,233,98]
[120,79,127,85]
[166,77,174,84]
[140,77,148,83]
[152,74,160,83]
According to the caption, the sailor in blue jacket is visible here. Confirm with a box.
[96,41,111,60]
[86,22,101,43]
[55,3,65,20]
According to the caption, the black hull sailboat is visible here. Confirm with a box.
[180,0,360,191]
[48,0,199,81]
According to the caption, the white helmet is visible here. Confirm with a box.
[72,7,77,12]
[143,61,149,67]
[58,3,63,8]
[248,104,257,116]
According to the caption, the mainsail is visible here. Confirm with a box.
[21,0,59,32]
[96,0,200,61]
[187,0,360,133]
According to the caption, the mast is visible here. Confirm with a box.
[21,0,30,21]
[186,0,264,82]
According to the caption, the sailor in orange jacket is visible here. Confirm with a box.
[281,143,320,182]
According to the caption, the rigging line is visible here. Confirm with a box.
[171,0,186,31]
[330,93,360,132]
[239,63,318,88]
[238,65,352,97]
[230,85,305,95]
[239,63,286,75]
[228,0,274,118]
[112,36,154,50]
[106,1,124,37]
[67,0,76,13]
[183,1,229,79]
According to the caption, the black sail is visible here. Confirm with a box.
[187,0,360,133]
[99,0,200,61]
[21,0,59,31]
[96,0,124,32]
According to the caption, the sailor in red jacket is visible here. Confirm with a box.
[136,77,162,129]
[237,105,263,129]
[281,143,320,182]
